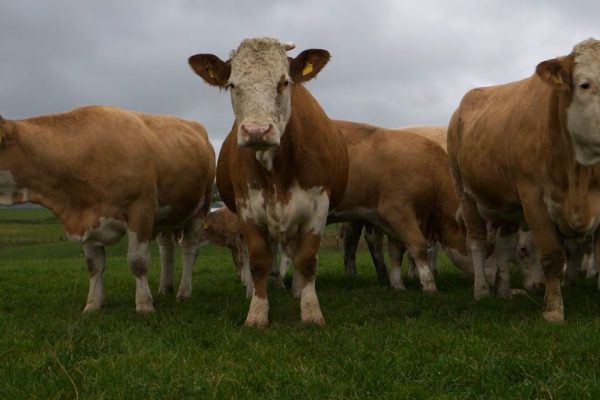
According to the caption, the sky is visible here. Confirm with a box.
[0,1,598,154]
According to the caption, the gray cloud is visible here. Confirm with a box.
[0,0,598,153]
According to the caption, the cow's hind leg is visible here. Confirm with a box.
[364,224,390,286]
[381,205,436,292]
[341,221,363,276]
[494,225,519,298]
[460,195,490,299]
[82,242,106,313]
[157,231,176,295]
[177,217,203,300]
[387,241,406,290]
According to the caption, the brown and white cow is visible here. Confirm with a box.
[0,105,215,312]
[329,122,472,291]
[199,206,245,275]
[189,37,348,326]
[448,38,600,322]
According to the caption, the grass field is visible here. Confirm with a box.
[2,208,600,399]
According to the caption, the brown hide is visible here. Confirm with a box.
[333,121,465,254]
[447,53,600,321]
[201,207,244,272]
[217,83,348,214]
[0,105,215,236]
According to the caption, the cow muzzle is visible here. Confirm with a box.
[238,123,279,149]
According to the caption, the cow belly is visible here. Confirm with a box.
[240,184,329,245]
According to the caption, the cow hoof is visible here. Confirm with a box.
[158,285,174,295]
[391,283,406,290]
[511,289,528,296]
[543,309,564,323]
[422,283,437,293]
[136,303,155,314]
[82,303,101,313]
[176,293,191,302]
[244,316,269,328]
[474,287,490,300]
[302,314,326,326]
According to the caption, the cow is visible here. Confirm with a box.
[328,122,472,291]
[0,105,215,313]
[448,38,600,322]
[188,37,348,327]
[199,206,245,276]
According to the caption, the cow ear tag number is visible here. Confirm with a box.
[302,62,313,76]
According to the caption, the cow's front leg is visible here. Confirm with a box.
[521,187,565,322]
[294,233,325,326]
[243,224,273,328]
[82,242,106,313]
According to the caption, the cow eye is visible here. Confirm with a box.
[578,81,591,90]
[277,79,293,93]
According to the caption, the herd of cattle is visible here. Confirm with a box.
[1,36,599,326]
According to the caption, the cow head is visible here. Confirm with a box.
[189,37,330,149]
[537,38,600,166]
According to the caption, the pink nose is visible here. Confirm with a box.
[239,123,277,147]
[241,123,271,136]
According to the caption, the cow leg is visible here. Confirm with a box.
[381,206,436,292]
[520,188,565,322]
[387,241,406,290]
[563,239,583,287]
[364,223,390,286]
[428,243,440,276]
[157,231,176,295]
[294,233,325,325]
[270,243,286,289]
[177,217,202,300]
[460,195,490,299]
[243,224,273,328]
[494,225,518,298]
[127,229,154,313]
[82,242,106,313]
[341,221,363,276]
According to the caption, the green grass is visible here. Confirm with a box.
[2,208,600,399]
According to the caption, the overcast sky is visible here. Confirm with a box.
[0,1,598,154]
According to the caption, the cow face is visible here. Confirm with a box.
[189,37,330,149]
[537,38,600,166]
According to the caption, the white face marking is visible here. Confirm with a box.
[0,170,28,205]
[240,183,330,244]
[67,217,127,245]
[566,39,600,165]
[228,38,293,148]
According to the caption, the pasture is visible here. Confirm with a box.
[1,208,600,399]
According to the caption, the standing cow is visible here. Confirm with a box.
[0,106,215,312]
[448,38,600,322]
[189,37,348,326]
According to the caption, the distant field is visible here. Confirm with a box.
[2,208,600,399]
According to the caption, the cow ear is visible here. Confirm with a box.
[188,54,231,88]
[290,49,330,83]
[536,56,573,91]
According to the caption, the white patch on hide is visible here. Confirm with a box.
[0,170,28,205]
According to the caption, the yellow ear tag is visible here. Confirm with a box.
[208,67,216,80]
[553,74,563,86]
[302,62,313,76]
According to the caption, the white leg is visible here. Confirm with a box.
[388,242,406,290]
[240,244,254,298]
[127,230,154,313]
[428,243,440,276]
[157,232,176,295]
[177,219,202,301]
[471,241,490,299]
[300,278,324,325]
[82,243,106,313]
[415,259,437,293]
[246,288,270,327]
